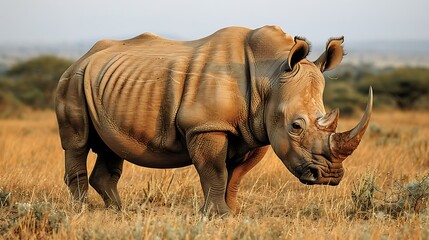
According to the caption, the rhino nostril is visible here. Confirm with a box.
[299,165,322,184]
[309,167,319,179]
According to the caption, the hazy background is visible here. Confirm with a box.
[1,0,429,44]
[1,0,429,67]
[0,0,429,117]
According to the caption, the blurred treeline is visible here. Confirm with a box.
[324,64,429,115]
[0,55,428,118]
[0,56,73,117]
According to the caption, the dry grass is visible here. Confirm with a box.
[0,110,428,239]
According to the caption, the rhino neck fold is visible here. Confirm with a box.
[241,42,270,146]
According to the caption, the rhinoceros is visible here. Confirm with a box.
[55,25,372,216]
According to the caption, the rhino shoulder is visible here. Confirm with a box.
[246,25,296,62]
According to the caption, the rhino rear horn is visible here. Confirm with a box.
[330,87,373,159]
[316,108,339,132]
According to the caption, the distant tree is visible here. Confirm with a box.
[5,56,73,109]
[358,67,429,109]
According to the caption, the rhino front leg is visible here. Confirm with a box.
[226,146,268,215]
[188,132,231,217]
[89,152,124,210]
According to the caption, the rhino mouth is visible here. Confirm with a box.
[297,157,344,186]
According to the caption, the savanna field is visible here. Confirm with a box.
[0,110,428,239]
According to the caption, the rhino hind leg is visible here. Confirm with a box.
[64,148,90,203]
[56,73,91,205]
[89,147,124,210]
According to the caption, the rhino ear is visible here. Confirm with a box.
[287,37,310,71]
[314,37,344,72]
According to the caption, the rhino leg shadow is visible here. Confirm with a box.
[225,146,268,215]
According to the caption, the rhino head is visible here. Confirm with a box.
[255,32,373,186]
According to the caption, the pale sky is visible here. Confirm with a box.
[1,0,428,45]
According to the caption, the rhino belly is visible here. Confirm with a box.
[91,117,192,168]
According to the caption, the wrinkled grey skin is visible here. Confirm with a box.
[55,25,372,216]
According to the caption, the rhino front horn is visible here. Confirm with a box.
[330,87,373,160]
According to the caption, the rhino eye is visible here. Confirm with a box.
[292,122,302,130]
[290,119,305,135]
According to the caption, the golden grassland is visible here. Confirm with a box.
[0,111,428,239]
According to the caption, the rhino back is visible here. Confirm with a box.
[81,28,251,166]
